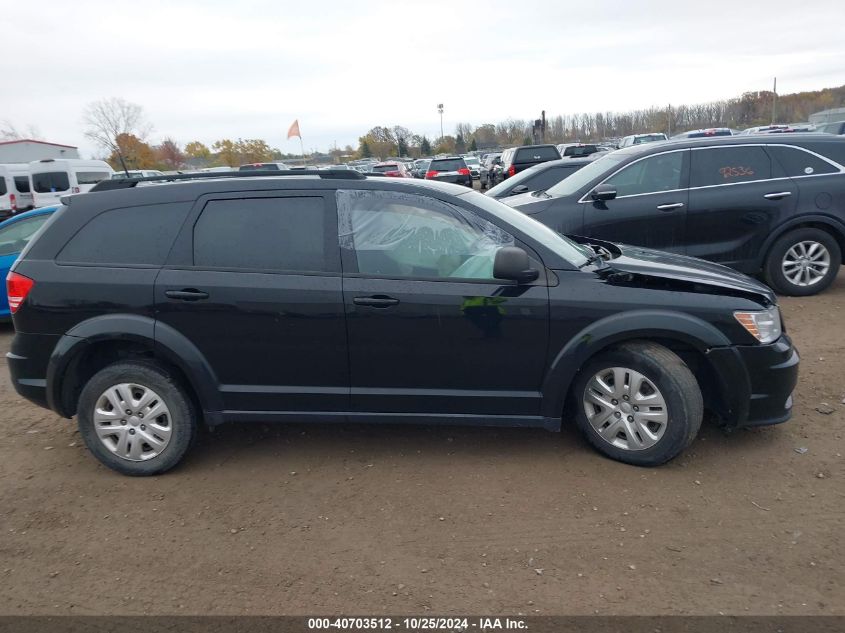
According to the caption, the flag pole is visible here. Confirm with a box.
[299,136,305,164]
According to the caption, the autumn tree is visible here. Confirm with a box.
[108,133,157,170]
[156,137,185,170]
[237,139,274,164]
[212,139,239,166]
[83,98,152,172]
[184,141,211,161]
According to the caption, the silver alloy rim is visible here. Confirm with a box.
[583,367,668,451]
[93,383,172,461]
[781,240,830,287]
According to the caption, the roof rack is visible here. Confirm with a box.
[90,168,365,192]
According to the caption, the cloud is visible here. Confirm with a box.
[4,0,844,156]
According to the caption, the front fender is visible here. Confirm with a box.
[539,310,734,421]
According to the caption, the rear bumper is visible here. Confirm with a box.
[706,335,799,427]
[7,332,61,412]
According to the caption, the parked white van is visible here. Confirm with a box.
[0,164,35,217]
[28,159,113,207]
[110,169,165,179]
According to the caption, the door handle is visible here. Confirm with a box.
[763,191,792,200]
[165,288,209,301]
[353,295,400,308]
[656,202,684,211]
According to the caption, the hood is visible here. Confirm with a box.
[573,236,776,305]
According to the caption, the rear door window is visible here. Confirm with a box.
[32,172,70,193]
[515,146,559,161]
[767,146,839,177]
[690,146,772,187]
[58,203,189,265]
[193,197,330,272]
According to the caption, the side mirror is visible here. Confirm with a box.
[510,185,529,195]
[590,183,617,201]
[493,246,539,284]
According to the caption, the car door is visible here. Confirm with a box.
[155,191,349,414]
[580,149,689,253]
[337,189,549,419]
[685,144,797,272]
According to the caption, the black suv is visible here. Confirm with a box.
[500,144,561,179]
[505,134,845,296]
[7,170,798,475]
[424,157,472,187]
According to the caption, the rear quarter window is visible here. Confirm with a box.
[767,146,839,177]
[58,203,190,266]
[800,142,845,169]
[0,178,7,196]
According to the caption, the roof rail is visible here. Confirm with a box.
[90,168,365,192]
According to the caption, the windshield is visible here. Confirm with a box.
[458,190,589,267]
[633,134,666,144]
[546,154,623,197]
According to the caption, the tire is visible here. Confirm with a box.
[77,361,197,476]
[572,342,703,466]
[764,228,841,296]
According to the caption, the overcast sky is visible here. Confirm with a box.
[4,0,844,157]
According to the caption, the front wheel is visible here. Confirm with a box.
[764,228,841,296]
[573,342,703,466]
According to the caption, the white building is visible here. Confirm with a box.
[0,139,81,163]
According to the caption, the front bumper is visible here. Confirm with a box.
[706,334,799,427]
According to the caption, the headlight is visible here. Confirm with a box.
[734,307,782,344]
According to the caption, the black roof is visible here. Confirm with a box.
[615,132,845,157]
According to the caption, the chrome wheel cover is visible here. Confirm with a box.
[583,367,668,451]
[782,240,830,287]
[93,383,173,461]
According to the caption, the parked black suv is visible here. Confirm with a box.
[500,144,561,179]
[7,170,798,475]
[425,156,472,187]
[505,134,845,296]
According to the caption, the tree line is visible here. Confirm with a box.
[356,84,845,158]
[6,85,842,170]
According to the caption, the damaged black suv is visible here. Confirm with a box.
[6,170,798,475]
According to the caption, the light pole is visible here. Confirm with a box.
[437,103,444,141]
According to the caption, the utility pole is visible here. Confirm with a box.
[667,103,672,137]
[437,104,444,141]
[771,77,778,125]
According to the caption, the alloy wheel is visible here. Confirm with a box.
[781,240,830,287]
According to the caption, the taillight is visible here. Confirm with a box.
[385,171,400,177]
[425,170,438,179]
[508,165,515,177]
[6,272,34,314]
[457,168,470,176]
[9,194,16,212]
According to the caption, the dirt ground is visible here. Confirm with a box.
[0,273,843,617]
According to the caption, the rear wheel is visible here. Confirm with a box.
[573,342,702,466]
[764,228,841,296]
[77,361,197,476]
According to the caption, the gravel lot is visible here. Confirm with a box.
[0,272,843,616]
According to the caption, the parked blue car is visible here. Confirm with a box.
[0,206,59,318]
